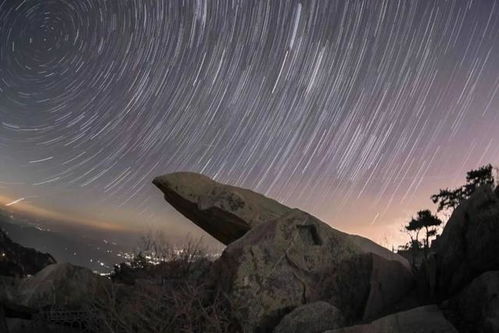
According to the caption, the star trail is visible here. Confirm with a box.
[0,0,498,245]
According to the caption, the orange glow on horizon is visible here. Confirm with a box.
[0,194,134,233]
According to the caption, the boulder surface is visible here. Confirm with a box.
[274,301,344,333]
[436,186,499,297]
[153,172,290,244]
[211,209,413,331]
[326,305,457,333]
[444,270,499,332]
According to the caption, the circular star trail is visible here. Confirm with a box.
[1,0,498,244]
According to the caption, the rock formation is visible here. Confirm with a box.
[153,172,409,268]
[444,271,499,332]
[153,172,291,245]
[18,263,110,307]
[154,172,414,331]
[2,171,498,332]
[435,186,499,297]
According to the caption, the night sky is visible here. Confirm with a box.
[1,0,498,246]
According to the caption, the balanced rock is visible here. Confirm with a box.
[211,209,413,331]
[154,172,413,331]
[274,301,345,333]
[152,173,412,271]
[17,263,110,307]
[325,305,457,333]
[436,186,499,297]
[153,172,291,244]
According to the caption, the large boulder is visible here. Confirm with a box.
[211,209,413,332]
[274,301,344,333]
[444,271,499,332]
[152,174,409,272]
[153,172,291,245]
[0,229,55,278]
[325,305,457,333]
[436,186,499,297]
[17,263,110,308]
[153,172,413,331]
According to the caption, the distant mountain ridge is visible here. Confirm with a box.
[0,229,55,277]
[0,208,133,273]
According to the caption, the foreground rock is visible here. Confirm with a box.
[17,263,110,307]
[444,271,499,332]
[436,186,499,297]
[0,262,110,332]
[326,305,457,333]
[212,209,413,331]
[274,301,344,333]
[0,229,55,277]
[153,172,291,245]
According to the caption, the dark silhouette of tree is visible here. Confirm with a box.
[404,215,423,268]
[430,188,463,213]
[431,164,495,213]
[415,210,442,255]
[403,209,442,266]
[400,165,495,267]
[405,217,422,245]
[463,164,495,196]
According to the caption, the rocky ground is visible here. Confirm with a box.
[0,172,498,332]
